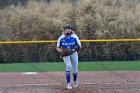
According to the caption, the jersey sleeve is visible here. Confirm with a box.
[73,34,81,46]
[57,35,64,47]
[57,37,61,47]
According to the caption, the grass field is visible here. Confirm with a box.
[0,61,139,72]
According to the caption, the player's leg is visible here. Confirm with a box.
[63,56,72,89]
[70,51,78,87]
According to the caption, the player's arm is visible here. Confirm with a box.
[75,45,82,52]
[56,36,62,53]
[79,45,82,49]
[74,34,82,51]
[56,47,62,53]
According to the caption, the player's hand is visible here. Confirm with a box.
[56,47,62,53]
[75,46,81,52]
[71,49,75,51]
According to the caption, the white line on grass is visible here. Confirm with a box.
[81,82,137,85]
[0,82,138,87]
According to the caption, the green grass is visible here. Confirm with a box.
[0,61,140,72]
[80,61,140,71]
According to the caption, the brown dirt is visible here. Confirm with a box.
[0,71,140,93]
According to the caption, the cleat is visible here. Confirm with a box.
[73,82,78,88]
[66,83,72,89]
[74,84,78,88]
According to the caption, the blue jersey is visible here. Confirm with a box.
[57,34,81,49]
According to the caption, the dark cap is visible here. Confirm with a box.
[63,23,73,30]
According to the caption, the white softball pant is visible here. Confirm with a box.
[63,51,78,73]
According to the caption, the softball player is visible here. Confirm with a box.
[56,23,82,89]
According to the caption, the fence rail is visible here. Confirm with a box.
[0,39,140,44]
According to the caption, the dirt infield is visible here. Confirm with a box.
[0,71,140,93]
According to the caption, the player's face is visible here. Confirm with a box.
[64,28,72,35]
